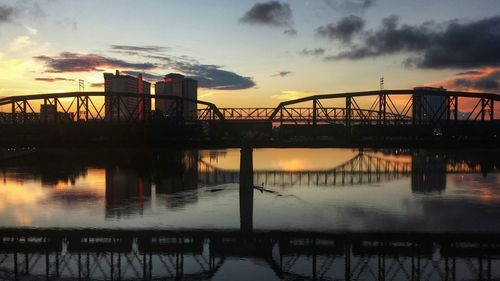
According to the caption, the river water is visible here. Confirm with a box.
[0,148,499,280]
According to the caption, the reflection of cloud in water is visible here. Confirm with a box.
[335,197,500,232]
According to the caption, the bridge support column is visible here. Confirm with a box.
[312,99,317,127]
[11,101,15,125]
[481,97,487,122]
[379,93,386,125]
[345,97,352,137]
[240,148,254,234]
[491,98,495,121]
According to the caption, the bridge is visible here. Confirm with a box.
[0,88,499,144]
[0,229,499,281]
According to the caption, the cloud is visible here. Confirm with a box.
[183,64,256,90]
[428,68,500,92]
[35,46,256,91]
[0,5,15,23]
[323,0,376,13]
[121,71,164,81]
[272,90,314,100]
[110,45,170,53]
[127,53,256,90]
[283,28,297,36]
[300,48,326,56]
[327,15,500,70]
[456,70,483,76]
[316,15,365,43]
[239,1,293,27]
[453,71,500,91]
[24,25,38,35]
[35,77,75,82]
[0,1,46,24]
[10,36,36,51]
[34,52,157,73]
[272,71,292,77]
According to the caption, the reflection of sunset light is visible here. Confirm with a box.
[481,189,493,202]
[15,212,32,226]
[201,148,362,170]
[0,184,45,205]
[55,181,71,190]
[276,159,309,171]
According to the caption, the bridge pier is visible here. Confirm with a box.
[240,148,254,235]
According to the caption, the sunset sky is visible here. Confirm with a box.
[1,0,499,107]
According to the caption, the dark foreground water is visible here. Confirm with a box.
[0,148,499,280]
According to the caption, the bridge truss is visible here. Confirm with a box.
[0,89,498,126]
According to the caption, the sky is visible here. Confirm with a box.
[1,0,500,107]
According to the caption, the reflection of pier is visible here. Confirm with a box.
[0,229,499,281]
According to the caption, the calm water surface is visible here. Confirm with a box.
[1,148,499,281]
[1,148,499,231]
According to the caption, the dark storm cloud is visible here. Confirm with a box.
[34,52,157,73]
[300,48,326,56]
[316,15,365,43]
[35,77,75,82]
[239,1,293,27]
[453,71,500,91]
[0,5,15,23]
[283,28,298,36]
[110,45,170,53]
[271,71,292,77]
[328,15,500,69]
[323,0,376,13]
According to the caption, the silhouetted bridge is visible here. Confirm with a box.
[0,229,499,281]
[0,89,499,143]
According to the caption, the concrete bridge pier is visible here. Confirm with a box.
[239,147,254,234]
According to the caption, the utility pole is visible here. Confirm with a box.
[380,77,384,90]
[79,80,85,92]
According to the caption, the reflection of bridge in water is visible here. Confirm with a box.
[0,229,499,281]
[198,152,491,187]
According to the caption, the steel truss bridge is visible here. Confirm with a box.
[198,152,493,187]
[0,89,498,125]
[0,229,499,281]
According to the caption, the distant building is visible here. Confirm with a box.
[155,73,198,120]
[104,70,151,122]
[40,104,57,124]
[412,87,449,124]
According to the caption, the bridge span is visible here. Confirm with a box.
[0,88,499,144]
